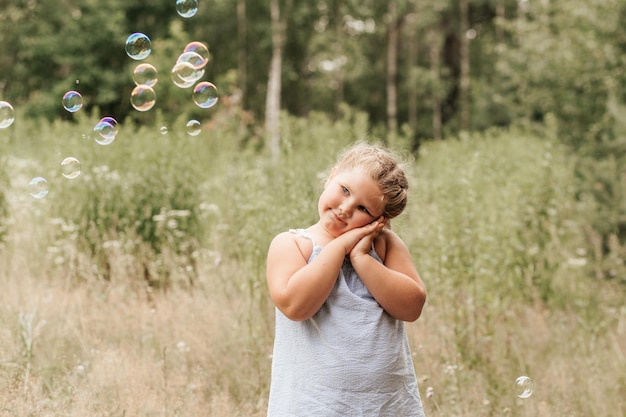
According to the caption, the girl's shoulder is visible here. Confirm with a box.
[269,229,315,262]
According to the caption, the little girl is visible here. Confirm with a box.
[266,142,427,416]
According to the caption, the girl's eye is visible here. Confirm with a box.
[341,186,349,195]
[358,206,370,214]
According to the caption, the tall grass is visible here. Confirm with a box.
[0,110,624,416]
[402,128,625,416]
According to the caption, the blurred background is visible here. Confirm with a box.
[0,0,625,416]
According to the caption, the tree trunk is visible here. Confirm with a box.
[386,0,399,136]
[265,0,285,159]
[458,0,470,132]
[495,0,505,44]
[428,27,442,141]
[237,0,247,109]
[333,0,345,119]
[406,9,418,147]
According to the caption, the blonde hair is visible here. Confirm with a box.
[334,142,410,219]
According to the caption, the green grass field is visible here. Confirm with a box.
[0,111,624,416]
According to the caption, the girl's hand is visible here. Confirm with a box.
[346,216,385,260]
[331,217,383,255]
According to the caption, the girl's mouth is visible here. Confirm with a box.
[333,211,346,224]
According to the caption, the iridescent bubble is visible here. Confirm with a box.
[186,119,201,136]
[515,376,535,399]
[170,62,198,88]
[192,81,219,109]
[130,85,156,112]
[93,120,117,145]
[177,51,205,70]
[0,101,15,129]
[125,32,152,60]
[176,0,198,18]
[62,90,83,113]
[133,63,158,87]
[99,116,119,127]
[160,126,169,135]
[183,41,210,68]
[29,177,49,199]
[61,157,81,179]
[172,61,204,83]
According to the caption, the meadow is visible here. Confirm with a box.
[0,109,624,416]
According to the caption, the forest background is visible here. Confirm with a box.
[0,0,625,416]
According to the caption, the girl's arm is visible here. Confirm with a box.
[266,232,342,321]
[350,229,427,322]
[266,222,384,321]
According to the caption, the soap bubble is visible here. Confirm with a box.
[186,119,201,136]
[133,63,158,87]
[515,376,534,399]
[160,126,169,135]
[170,62,198,88]
[176,0,198,18]
[125,32,152,60]
[61,157,81,179]
[62,91,83,112]
[130,85,156,111]
[177,51,205,70]
[0,101,15,129]
[93,120,118,145]
[172,60,204,83]
[99,116,119,127]
[183,41,210,68]
[29,177,49,199]
[192,81,219,108]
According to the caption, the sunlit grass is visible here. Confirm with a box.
[0,112,624,416]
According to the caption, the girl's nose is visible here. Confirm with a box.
[339,201,353,217]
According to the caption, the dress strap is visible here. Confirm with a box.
[288,228,317,248]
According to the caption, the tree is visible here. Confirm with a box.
[405,3,419,143]
[386,0,400,135]
[237,0,247,110]
[428,27,444,140]
[333,0,346,118]
[265,0,290,158]
[497,0,624,147]
[0,0,129,119]
[458,0,470,132]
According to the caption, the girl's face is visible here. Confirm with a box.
[317,168,384,237]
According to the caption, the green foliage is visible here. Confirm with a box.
[396,129,624,415]
[405,129,590,307]
[0,0,129,118]
[20,115,217,287]
[2,0,626,160]
[4,107,620,296]
[495,0,625,148]
[4,108,375,290]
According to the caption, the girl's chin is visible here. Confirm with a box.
[319,219,345,236]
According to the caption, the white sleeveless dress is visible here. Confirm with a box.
[267,229,425,417]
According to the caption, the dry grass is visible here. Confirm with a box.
[410,295,626,417]
[0,249,272,416]
[0,176,271,415]
[2,248,624,416]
